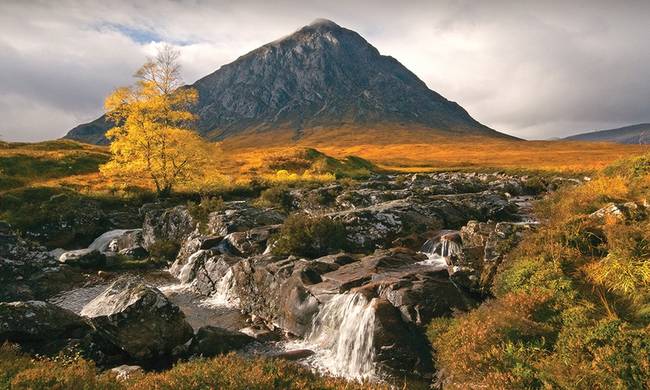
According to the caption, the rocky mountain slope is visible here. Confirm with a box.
[65,19,510,145]
[565,123,650,144]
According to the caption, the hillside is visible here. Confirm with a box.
[565,123,650,144]
[65,19,509,145]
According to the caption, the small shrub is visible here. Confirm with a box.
[148,240,180,262]
[255,186,293,210]
[272,213,348,258]
[187,196,225,229]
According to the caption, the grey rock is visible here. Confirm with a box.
[80,277,194,361]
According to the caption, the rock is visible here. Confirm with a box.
[370,298,433,377]
[206,202,285,236]
[142,205,196,249]
[221,225,281,257]
[58,249,106,268]
[590,201,648,222]
[0,301,92,355]
[0,225,79,301]
[80,277,194,361]
[457,220,534,291]
[0,301,91,342]
[187,326,255,357]
[271,349,315,361]
[110,365,143,381]
[239,325,282,342]
[118,246,148,259]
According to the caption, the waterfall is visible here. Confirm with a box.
[418,231,462,269]
[200,268,240,308]
[303,292,377,380]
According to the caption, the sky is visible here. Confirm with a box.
[1,0,650,141]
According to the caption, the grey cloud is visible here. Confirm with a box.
[1,0,649,141]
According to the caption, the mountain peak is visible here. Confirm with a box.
[65,20,511,145]
[307,18,341,29]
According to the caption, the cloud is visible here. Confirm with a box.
[1,0,649,141]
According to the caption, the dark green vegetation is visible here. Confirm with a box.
[427,153,650,389]
[0,344,383,390]
[271,213,348,258]
[265,148,376,179]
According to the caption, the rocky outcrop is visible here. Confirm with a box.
[451,221,534,291]
[142,205,196,249]
[0,223,81,301]
[80,277,194,361]
[329,192,516,251]
[206,203,285,236]
[589,201,649,222]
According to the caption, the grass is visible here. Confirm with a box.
[220,125,649,175]
[427,152,650,389]
[0,344,385,390]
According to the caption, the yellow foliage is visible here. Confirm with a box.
[100,46,217,196]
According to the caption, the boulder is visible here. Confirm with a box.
[58,249,106,268]
[142,205,196,249]
[206,202,285,236]
[110,365,143,381]
[589,201,648,222]
[221,225,280,257]
[80,277,194,361]
[0,300,91,342]
[187,326,254,357]
[0,224,79,301]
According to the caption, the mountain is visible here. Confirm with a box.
[65,19,511,145]
[564,123,650,144]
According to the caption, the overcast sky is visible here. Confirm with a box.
[1,0,649,141]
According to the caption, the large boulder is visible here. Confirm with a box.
[80,277,194,361]
[206,202,285,236]
[142,205,196,249]
[0,301,91,354]
[0,300,90,341]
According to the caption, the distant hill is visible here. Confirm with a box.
[65,19,513,145]
[564,123,650,144]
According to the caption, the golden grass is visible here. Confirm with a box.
[221,126,648,174]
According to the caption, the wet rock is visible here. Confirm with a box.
[80,277,193,361]
[187,326,254,357]
[239,325,282,342]
[271,349,315,361]
[0,301,91,355]
[371,298,433,378]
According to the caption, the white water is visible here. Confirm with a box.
[295,292,377,381]
[199,268,240,308]
[418,233,462,269]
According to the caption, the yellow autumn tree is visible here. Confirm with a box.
[101,45,212,196]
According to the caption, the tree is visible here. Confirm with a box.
[101,45,212,197]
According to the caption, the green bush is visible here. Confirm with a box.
[255,186,293,210]
[187,196,225,230]
[271,213,348,258]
